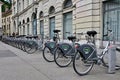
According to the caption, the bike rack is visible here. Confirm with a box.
[108,45,116,74]
[108,44,120,74]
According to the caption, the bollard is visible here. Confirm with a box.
[108,45,116,74]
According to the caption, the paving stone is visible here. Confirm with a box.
[0,50,17,58]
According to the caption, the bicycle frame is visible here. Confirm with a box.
[97,30,113,64]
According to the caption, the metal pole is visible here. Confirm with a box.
[108,45,116,74]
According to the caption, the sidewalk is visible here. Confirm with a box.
[0,41,120,80]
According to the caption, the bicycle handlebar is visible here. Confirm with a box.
[104,29,113,37]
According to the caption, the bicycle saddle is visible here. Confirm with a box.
[16,35,20,38]
[67,36,76,41]
[26,35,32,39]
[87,30,97,37]
[32,35,38,39]
[53,30,61,33]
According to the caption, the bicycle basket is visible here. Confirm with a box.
[58,43,74,55]
[45,41,56,50]
[78,44,97,60]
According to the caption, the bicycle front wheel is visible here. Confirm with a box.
[43,47,54,62]
[101,51,109,67]
[54,48,72,67]
[73,52,94,76]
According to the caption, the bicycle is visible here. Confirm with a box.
[24,35,43,54]
[43,29,61,62]
[73,30,120,76]
[54,35,79,67]
[53,32,83,67]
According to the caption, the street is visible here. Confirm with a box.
[0,41,120,80]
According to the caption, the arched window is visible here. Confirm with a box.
[27,18,30,22]
[32,13,36,19]
[32,13,37,35]
[49,6,55,14]
[39,11,44,18]
[23,20,25,24]
[14,21,16,32]
[63,0,72,9]
[18,22,21,27]
[27,18,30,35]
[23,20,25,35]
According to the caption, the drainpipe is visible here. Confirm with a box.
[100,0,105,48]
[17,0,19,35]
[91,0,93,30]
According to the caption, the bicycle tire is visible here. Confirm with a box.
[73,52,94,76]
[28,45,37,54]
[101,50,109,67]
[54,48,72,67]
[43,46,54,62]
[101,50,120,69]
[25,42,37,54]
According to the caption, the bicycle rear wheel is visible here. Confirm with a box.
[54,48,72,67]
[43,46,54,62]
[73,52,94,76]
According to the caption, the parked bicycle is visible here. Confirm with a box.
[54,36,78,67]
[43,29,61,62]
[73,30,120,76]
[54,32,82,67]
[24,35,44,54]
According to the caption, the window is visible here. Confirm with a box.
[14,7,15,14]
[23,0,24,9]
[27,0,29,6]
[19,22,21,26]
[49,6,55,14]
[4,19,6,23]
[103,0,120,41]
[63,0,72,9]
[27,18,30,22]
[9,24,10,30]
[27,18,30,35]
[23,20,25,24]
[39,11,44,18]
[19,2,21,11]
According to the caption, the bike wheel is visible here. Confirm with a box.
[101,51,109,67]
[25,43,37,54]
[24,42,32,50]
[28,45,37,54]
[43,46,54,62]
[102,50,120,69]
[73,52,94,76]
[54,48,72,67]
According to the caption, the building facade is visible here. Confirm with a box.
[2,9,12,36]
[0,1,3,36]
[0,1,3,28]
[12,0,120,46]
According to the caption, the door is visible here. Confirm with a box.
[118,10,120,41]
[27,24,29,35]
[103,1,120,41]
[63,12,72,39]
[49,17,55,39]
[20,27,21,35]
[33,19,37,35]
[23,26,25,35]
[40,20,44,39]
